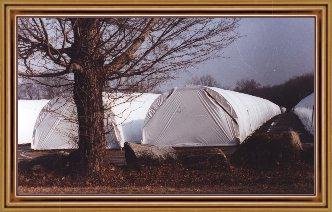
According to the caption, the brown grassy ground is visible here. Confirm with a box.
[17,157,314,195]
[17,112,314,195]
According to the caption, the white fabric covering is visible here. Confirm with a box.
[142,86,282,147]
[294,93,314,135]
[18,100,49,144]
[31,92,160,150]
[32,97,78,149]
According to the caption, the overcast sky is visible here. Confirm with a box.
[160,17,315,91]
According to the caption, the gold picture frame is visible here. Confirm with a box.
[0,0,331,211]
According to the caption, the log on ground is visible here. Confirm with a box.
[124,142,230,170]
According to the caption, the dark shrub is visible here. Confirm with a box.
[231,130,303,170]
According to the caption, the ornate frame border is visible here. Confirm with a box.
[0,0,331,211]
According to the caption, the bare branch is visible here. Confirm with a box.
[18,68,70,78]
[103,18,158,75]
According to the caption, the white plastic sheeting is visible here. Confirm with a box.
[32,97,78,149]
[142,86,282,147]
[32,92,160,150]
[294,93,314,135]
[18,100,50,144]
[105,93,161,148]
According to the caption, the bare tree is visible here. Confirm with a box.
[187,74,220,87]
[18,75,73,99]
[234,79,261,94]
[236,73,314,110]
[17,79,37,99]
[17,17,239,174]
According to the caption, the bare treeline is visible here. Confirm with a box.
[234,73,314,110]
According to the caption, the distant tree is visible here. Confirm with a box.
[269,73,314,109]
[234,79,261,94]
[17,17,239,175]
[187,74,220,87]
[234,73,314,110]
[18,76,72,99]
[18,80,36,99]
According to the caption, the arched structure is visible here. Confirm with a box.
[142,86,282,147]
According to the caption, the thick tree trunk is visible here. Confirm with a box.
[73,72,106,175]
[70,19,108,176]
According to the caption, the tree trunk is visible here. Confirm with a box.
[73,72,106,175]
[68,19,108,176]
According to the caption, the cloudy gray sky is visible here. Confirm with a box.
[160,17,315,91]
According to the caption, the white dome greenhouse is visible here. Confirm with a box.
[142,86,282,147]
[293,93,314,135]
[31,92,160,150]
